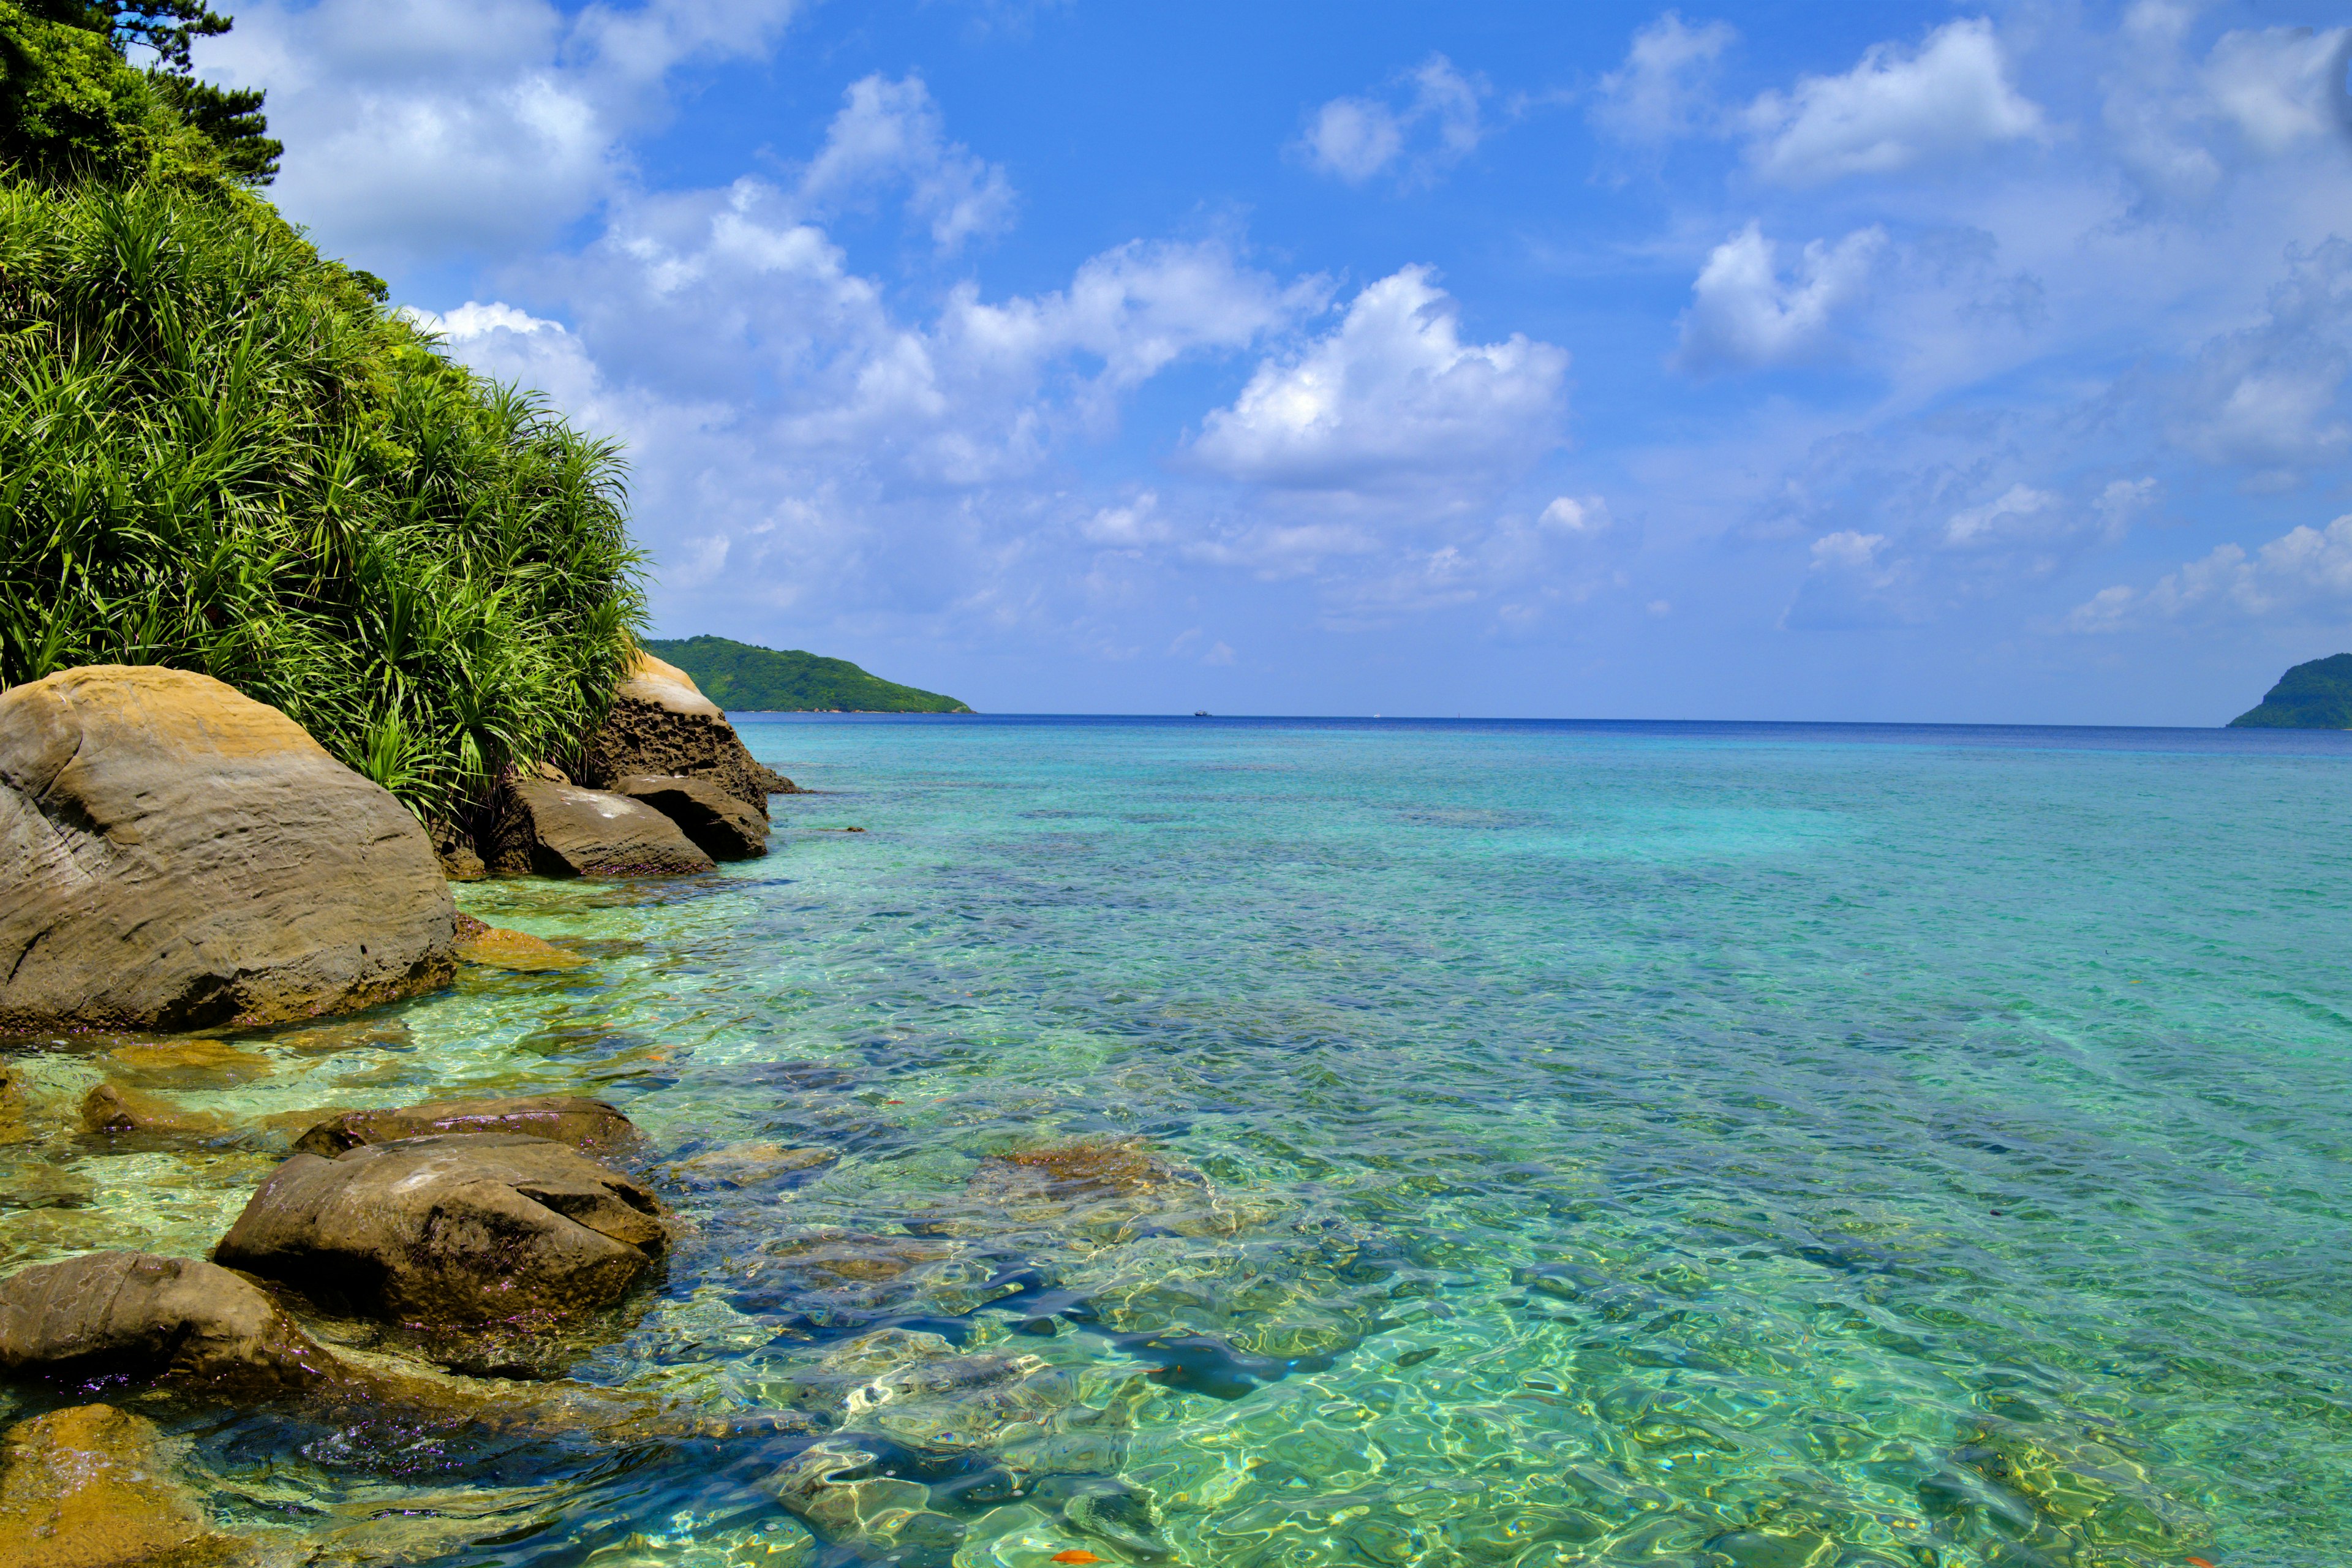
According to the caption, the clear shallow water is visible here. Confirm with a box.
[6,716,2351,1568]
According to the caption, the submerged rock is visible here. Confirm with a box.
[99,1038,273,1086]
[291,1094,642,1158]
[79,1082,229,1142]
[611,773,769,861]
[481,777,714,878]
[674,1141,837,1186]
[451,914,586,971]
[0,665,458,1032]
[0,1251,339,1394]
[764,1439,964,1563]
[963,1140,1233,1242]
[216,1133,666,1327]
[0,1404,241,1568]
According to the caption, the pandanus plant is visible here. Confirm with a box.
[0,178,647,826]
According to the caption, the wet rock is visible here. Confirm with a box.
[0,1404,241,1568]
[99,1038,273,1086]
[429,818,486,881]
[0,1250,339,1393]
[0,1162,92,1210]
[291,1095,641,1158]
[764,1439,964,1563]
[481,777,714,878]
[79,1082,228,1142]
[964,1140,1233,1242]
[0,665,458,1032]
[577,652,797,818]
[674,1141,836,1186]
[451,914,586,971]
[611,774,769,861]
[216,1133,666,1327]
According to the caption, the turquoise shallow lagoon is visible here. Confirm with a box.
[7,716,2351,1567]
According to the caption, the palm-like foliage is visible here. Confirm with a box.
[0,178,646,824]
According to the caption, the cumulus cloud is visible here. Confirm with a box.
[1943,483,2059,548]
[1189,266,1570,492]
[1744,18,2043,186]
[199,0,802,261]
[1297,56,1487,187]
[1540,495,1610,533]
[2203,24,2352,155]
[1590,12,1736,145]
[2103,12,2352,205]
[2069,514,2352,630]
[1673,222,1884,373]
[797,75,1015,251]
[2165,238,2352,475]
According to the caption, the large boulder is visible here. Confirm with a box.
[0,1251,340,1394]
[577,652,796,816]
[0,666,456,1032]
[216,1133,666,1325]
[0,1404,240,1568]
[292,1093,643,1158]
[611,773,767,859]
[481,777,714,876]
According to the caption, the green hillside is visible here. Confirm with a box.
[644,636,972,713]
[2228,653,2352,728]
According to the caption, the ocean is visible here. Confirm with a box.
[9,715,2350,1567]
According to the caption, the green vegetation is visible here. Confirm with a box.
[644,636,972,713]
[0,1,646,824]
[2228,654,2352,729]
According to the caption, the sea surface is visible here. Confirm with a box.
[6,715,2351,1568]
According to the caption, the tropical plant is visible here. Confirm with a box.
[0,178,647,823]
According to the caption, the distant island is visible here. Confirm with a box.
[643,636,974,714]
[2228,654,2352,728]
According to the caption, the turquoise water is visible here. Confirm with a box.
[8,717,2351,1567]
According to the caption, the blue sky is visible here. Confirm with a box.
[202,1,2352,721]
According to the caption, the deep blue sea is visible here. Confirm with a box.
[10,715,2351,1567]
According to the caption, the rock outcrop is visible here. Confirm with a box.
[611,773,767,859]
[577,651,796,815]
[216,1133,666,1325]
[481,777,714,877]
[0,665,457,1032]
[453,914,586,971]
[0,1251,339,1394]
[0,1404,241,1568]
[292,1093,642,1158]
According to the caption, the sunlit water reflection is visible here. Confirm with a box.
[5,716,2349,1568]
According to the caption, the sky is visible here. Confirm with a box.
[196,0,2352,722]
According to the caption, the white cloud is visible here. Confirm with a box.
[797,75,1015,251]
[1811,530,1887,571]
[200,0,802,261]
[1540,496,1610,533]
[1674,222,1884,373]
[1943,483,2059,548]
[1590,12,1736,145]
[2203,26,2352,156]
[1082,494,1170,548]
[1189,266,1570,491]
[2166,238,2352,474]
[1744,18,2043,186]
[2069,514,2352,630]
[1298,56,1487,187]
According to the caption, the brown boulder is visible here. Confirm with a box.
[481,777,714,877]
[216,1133,666,1325]
[453,914,586,971]
[0,1404,239,1568]
[576,652,796,820]
[292,1094,641,1158]
[0,1250,339,1394]
[79,1082,228,1142]
[612,773,769,860]
[0,665,456,1032]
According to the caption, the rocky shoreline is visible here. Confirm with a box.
[0,652,1211,1567]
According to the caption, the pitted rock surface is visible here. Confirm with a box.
[216,1133,666,1325]
[576,652,796,818]
[482,777,714,877]
[0,1250,339,1393]
[292,1095,641,1158]
[0,665,456,1031]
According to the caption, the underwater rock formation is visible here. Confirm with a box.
[0,665,457,1032]
[217,1133,666,1327]
[292,1094,642,1158]
[0,1251,339,1395]
[0,1403,242,1568]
